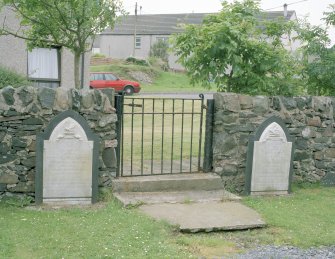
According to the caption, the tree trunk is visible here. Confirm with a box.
[74,52,81,89]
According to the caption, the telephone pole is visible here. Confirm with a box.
[133,2,138,57]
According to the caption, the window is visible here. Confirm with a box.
[91,73,104,80]
[104,74,118,80]
[28,47,60,88]
[135,37,141,49]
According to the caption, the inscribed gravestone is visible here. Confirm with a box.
[36,111,98,205]
[245,116,294,195]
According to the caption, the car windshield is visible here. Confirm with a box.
[104,74,118,80]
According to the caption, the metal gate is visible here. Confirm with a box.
[115,94,213,177]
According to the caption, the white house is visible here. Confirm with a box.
[0,6,90,89]
[95,9,299,70]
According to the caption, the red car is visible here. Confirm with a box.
[90,72,141,95]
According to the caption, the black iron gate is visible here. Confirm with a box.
[115,94,213,177]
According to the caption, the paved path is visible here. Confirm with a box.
[139,201,266,233]
[114,189,266,233]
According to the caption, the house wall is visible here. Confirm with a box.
[0,6,90,89]
[99,34,184,70]
[0,6,27,75]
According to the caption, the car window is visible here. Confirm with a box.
[104,74,117,80]
[93,74,104,80]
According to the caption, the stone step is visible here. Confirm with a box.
[113,190,241,206]
[112,173,224,193]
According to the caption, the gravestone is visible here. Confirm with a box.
[36,110,98,205]
[245,116,294,195]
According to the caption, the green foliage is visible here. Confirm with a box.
[126,57,149,66]
[323,4,335,26]
[0,66,29,88]
[296,19,335,95]
[92,53,106,58]
[1,0,124,88]
[173,0,301,96]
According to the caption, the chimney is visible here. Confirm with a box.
[283,3,288,18]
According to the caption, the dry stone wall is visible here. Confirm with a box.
[0,86,117,198]
[213,93,335,193]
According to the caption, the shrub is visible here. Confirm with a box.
[149,40,169,62]
[0,66,29,88]
[92,53,106,58]
[125,57,149,66]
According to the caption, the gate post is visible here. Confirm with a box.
[115,94,124,177]
[203,99,214,173]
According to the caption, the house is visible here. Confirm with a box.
[0,6,90,89]
[95,9,299,70]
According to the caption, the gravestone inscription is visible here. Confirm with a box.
[36,110,98,205]
[245,116,294,195]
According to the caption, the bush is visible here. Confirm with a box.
[0,66,29,88]
[149,40,169,62]
[92,53,106,58]
[125,57,149,66]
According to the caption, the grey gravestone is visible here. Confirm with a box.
[245,116,294,195]
[36,110,99,205]
[322,172,335,187]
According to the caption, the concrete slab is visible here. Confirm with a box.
[114,190,241,206]
[139,201,266,233]
[112,173,224,192]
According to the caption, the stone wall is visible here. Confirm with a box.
[213,93,335,193]
[0,86,117,198]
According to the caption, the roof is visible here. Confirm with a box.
[101,11,296,36]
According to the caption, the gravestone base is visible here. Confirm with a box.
[43,198,91,205]
[251,190,289,196]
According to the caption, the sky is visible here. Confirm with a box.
[122,0,335,42]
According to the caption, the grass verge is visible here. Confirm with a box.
[0,199,192,259]
[1,186,333,258]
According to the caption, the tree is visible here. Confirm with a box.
[0,0,123,89]
[172,0,301,96]
[296,20,335,95]
[324,4,335,26]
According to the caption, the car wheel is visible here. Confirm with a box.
[124,86,134,95]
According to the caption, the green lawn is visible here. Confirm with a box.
[141,71,210,93]
[0,198,192,259]
[1,186,334,258]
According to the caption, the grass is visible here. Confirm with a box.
[0,186,334,258]
[0,198,192,259]
[141,71,209,93]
